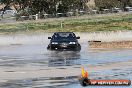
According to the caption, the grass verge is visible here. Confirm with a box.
[1,13,132,33]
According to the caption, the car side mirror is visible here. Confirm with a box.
[48,37,51,39]
[76,36,80,39]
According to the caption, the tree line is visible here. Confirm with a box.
[0,0,132,16]
[95,0,132,11]
[0,0,89,16]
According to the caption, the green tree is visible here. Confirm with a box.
[1,0,90,15]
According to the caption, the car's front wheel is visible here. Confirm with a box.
[75,44,81,51]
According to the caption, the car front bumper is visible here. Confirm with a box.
[47,44,81,51]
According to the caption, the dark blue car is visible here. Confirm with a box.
[47,32,81,51]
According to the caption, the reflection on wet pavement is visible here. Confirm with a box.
[48,51,81,67]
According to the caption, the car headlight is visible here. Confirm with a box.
[52,42,58,44]
[69,42,76,44]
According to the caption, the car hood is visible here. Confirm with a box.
[51,39,77,42]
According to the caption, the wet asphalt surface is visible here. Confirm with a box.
[0,33,131,88]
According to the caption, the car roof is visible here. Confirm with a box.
[54,32,74,34]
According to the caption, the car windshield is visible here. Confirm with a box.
[52,33,76,40]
